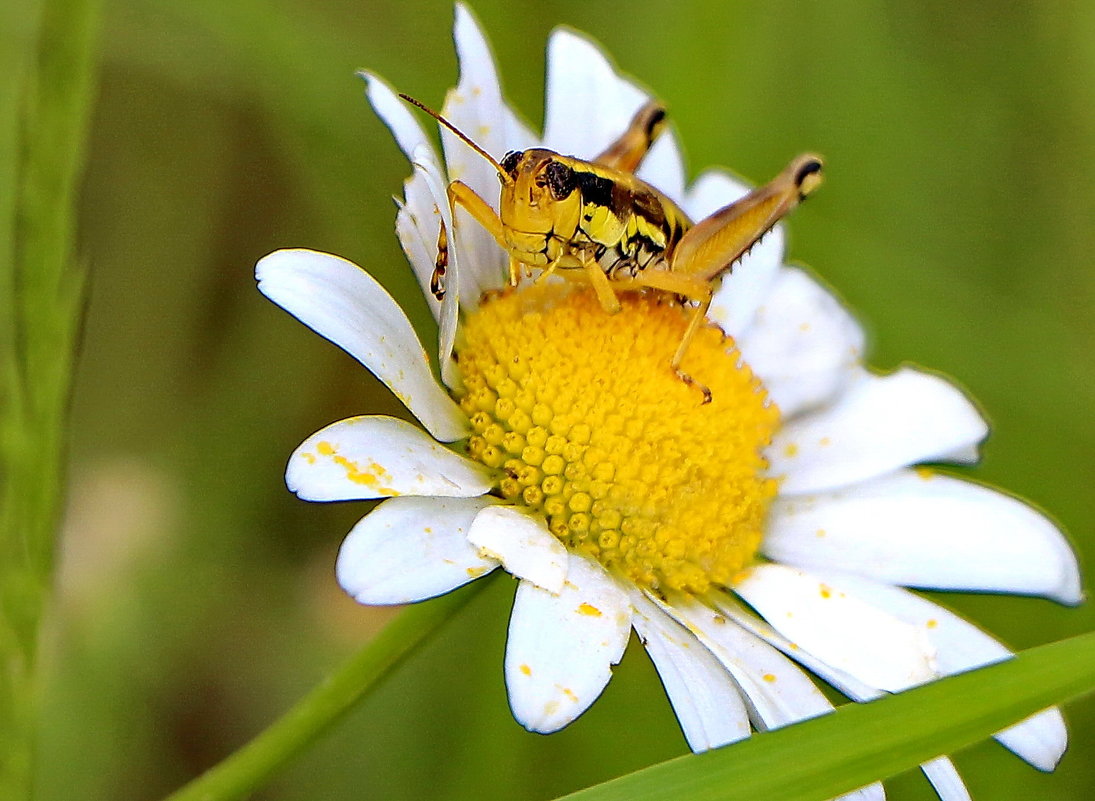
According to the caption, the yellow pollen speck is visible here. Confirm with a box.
[329,453,397,494]
[783,443,799,458]
[577,602,602,617]
[316,441,336,456]
[466,565,490,579]
[762,673,777,683]
[519,663,532,676]
[816,528,827,538]
[563,687,578,702]
[915,466,935,480]
[455,283,780,594]
[301,452,316,465]
[926,619,938,629]
[819,436,831,446]
[819,583,832,599]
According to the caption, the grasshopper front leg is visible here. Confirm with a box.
[432,181,515,300]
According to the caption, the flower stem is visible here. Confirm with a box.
[162,580,489,801]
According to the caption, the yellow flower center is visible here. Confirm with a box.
[456,283,780,594]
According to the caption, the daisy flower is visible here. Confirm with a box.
[256,6,1081,799]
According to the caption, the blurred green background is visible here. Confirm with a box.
[39,0,1093,798]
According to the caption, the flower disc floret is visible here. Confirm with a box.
[457,283,780,594]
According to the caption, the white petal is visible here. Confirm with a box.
[440,4,534,304]
[802,570,1068,770]
[710,593,884,703]
[287,416,492,501]
[630,591,750,752]
[764,469,1082,604]
[707,597,945,801]
[657,594,834,731]
[362,71,433,164]
[921,757,972,801]
[543,29,648,159]
[836,785,886,801]
[995,708,1069,772]
[505,556,631,732]
[336,496,498,604]
[636,130,687,207]
[769,368,989,495]
[256,249,468,441]
[733,565,937,692]
[737,267,865,419]
[685,169,785,338]
[466,505,567,593]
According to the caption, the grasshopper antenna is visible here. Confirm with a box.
[399,94,514,185]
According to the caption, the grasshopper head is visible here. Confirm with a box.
[497,149,580,237]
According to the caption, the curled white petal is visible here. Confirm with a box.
[467,505,567,593]
[769,368,989,495]
[764,469,1082,604]
[631,591,750,752]
[336,496,498,604]
[686,169,785,339]
[733,565,937,692]
[257,249,467,441]
[505,555,631,732]
[287,416,492,501]
[803,570,1068,771]
[737,267,865,419]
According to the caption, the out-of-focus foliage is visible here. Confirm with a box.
[38,0,1093,799]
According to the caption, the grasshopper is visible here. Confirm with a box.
[402,95,822,402]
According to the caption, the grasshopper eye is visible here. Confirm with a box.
[543,160,576,200]
[499,151,522,178]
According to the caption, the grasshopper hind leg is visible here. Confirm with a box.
[593,101,668,173]
[671,300,714,405]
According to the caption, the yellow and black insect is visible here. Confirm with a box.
[402,94,822,401]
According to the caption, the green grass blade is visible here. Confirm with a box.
[555,631,1095,801]
[0,0,101,795]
